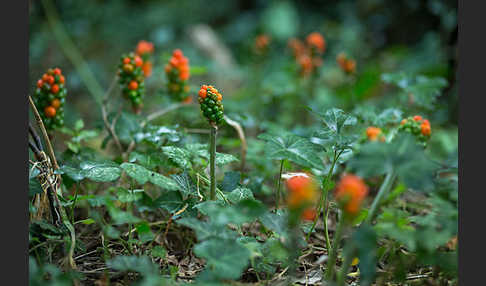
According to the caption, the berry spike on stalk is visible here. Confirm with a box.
[198,85,224,126]
[33,67,67,131]
[165,49,191,103]
[398,115,432,147]
[198,84,224,200]
[118,52,145,114]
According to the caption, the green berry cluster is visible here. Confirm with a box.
[198,85,224,125]
[398,115,431,146]
[118,52,145,112]
[34,68,67,130]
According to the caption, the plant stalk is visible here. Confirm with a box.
[209,124,217,200]
[365,170,397,223]
[325,216,345,281]
[275,159,284,209]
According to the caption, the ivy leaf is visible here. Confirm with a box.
[258,133,322,170]
[134,124,180,147]
[161,146,192,169]
[194,239,251,280]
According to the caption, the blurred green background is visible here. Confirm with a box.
[29,0,457,133]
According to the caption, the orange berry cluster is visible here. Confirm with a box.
[34,67,67,130]
[286,174,319,221]
[366,126,385,142]
[198,85,224,125]
[398,115,432,145]
[288,32,326,77]
[118,52,145,111]
[334,174,369,216]
[254,34,270,55]
[165,49,191,102]
[135,40,154,77]
[336,52,356,74]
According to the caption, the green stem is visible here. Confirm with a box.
[275,159,284,210]
[325,217,345,281]
[365,170,397,224]
[209,124,217,200]
[306,150,341,243]
[337,247,354,286]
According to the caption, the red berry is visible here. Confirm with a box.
[44,106,56,118]
[59,75,65,84]
[51,84,60,94]
[47,75,55,85]
[37,80,43,88]
[53,68,62,75]
[134,56,143,67]
[128,80,138,90]
[123,57,131,64]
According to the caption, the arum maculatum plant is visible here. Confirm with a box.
[33,67,67,131]
[117,52,145,113]
[398,115,432,147]
[198,84,224,200]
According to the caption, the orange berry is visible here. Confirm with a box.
[136,40,154,55]
[286,175,318,209]
[421,123,431,136]
[59,75,65,84]
[288,38,306,58]
[173,49,183,59]
[198,88,207,99]
[182,96,193,104]
[51,99,61,109]
[202,85,208,90]
[179,71,189,81]
[44,106,56,118]
[47,75,55,85]
[400,119,407,125]
[53,68,62,75]
[164,64,172,73]
[423,119,430,126]
[42,74,49,82]
[169,57,179,67]
[142,61,152,77]
[301,208,317,221]
[51,84,60,94]
[134,56,143,67]
[217,93,222,101]
[366,127,381,141]
[334,174,368,215]
[123,57,131,64]
[123,64,134,73]
[37,80,43,88]
[413,115,423,122]
[128,80,138,90]
[306,32,326,53]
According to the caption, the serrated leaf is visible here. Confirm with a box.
[121,163,178,190]
[78,161,121,182]
[161,146,192,169]
[258,133,322,169]
[227,187,254,203]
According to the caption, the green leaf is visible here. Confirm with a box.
[161,146,192,169]
[154,191,184,213]
[115,112,142,144]
[221,171,241,192]
[151,245,167,259]
[348,134,437,190]
[115,188,144,203]
[120,163,178,190]
[194,239,251,280]
[170,172,195,196]
[74,119,84,131]
[106,255,157,275]
[29,178,43,197]
[227,187,254,203]
[310,108,358,151]
[258,133,322,169]
[136,222,155,243]
[198,150,239,166]
[78,161,121,182]
[76,218,95,225]
[260,210,288,238]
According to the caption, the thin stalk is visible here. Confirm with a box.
[325,217,345,281]
[365,170,397,224]
[337,248,354,286]
[209,124,217,200]
[275,159,285,210]
[306,150,342,242]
